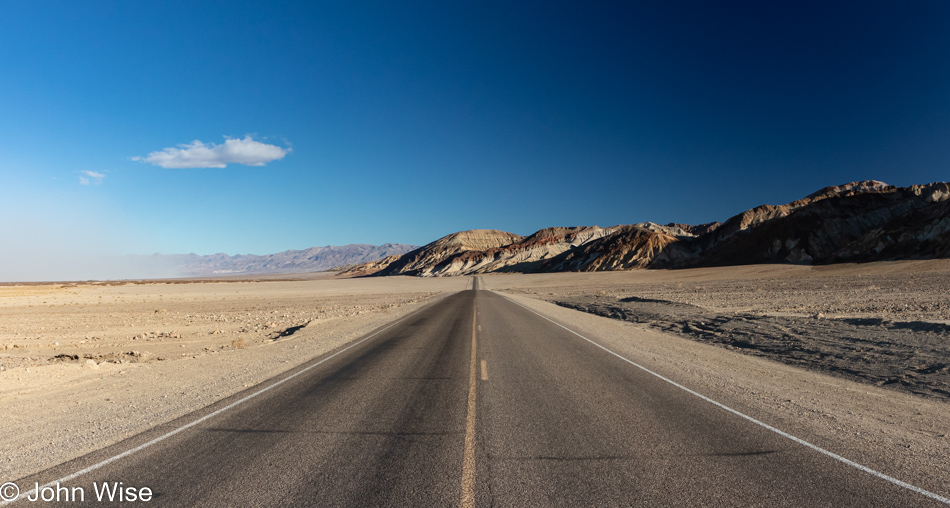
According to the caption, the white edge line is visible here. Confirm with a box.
[1,297,440,506]
[501,293,950,506]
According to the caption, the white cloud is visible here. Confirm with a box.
[78,170,105,185]
[132,136,290,169]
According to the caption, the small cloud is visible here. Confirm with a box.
[132,136,291,169]
[78,170,105,185]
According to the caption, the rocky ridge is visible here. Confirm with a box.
[695,181,950,266]
[342,181,950,277]
[346,229,525,277]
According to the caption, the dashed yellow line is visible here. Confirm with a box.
[461,300,478,507]
[480,360,488,381]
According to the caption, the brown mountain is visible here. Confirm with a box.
[365,230,525,277]
[425,226,618,276]
[696,180,894,255]
[343,225,689,277]
[342,180,950,278]
[694,181,950,266]
[341,227,620,277]
[825,183,950,262]
[539,225,697,271]
[336,254,406,278]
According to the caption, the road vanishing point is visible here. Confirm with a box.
[8,277,949,506]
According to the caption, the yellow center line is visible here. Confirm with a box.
[480,360,488,381]
[461,300,478,508]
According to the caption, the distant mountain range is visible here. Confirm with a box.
[341,180,950,277]
[124,243,419,278]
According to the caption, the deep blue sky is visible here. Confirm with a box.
[2,1,949,278]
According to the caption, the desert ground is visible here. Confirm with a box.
[2,262,949,494]
[0,274,467,480]
[491,260,950,399]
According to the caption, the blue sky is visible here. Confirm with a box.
[2,1,949,280]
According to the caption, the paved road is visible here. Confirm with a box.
[10,279,947,506]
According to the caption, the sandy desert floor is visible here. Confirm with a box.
[0,275,467,480]
[2,262,949,491]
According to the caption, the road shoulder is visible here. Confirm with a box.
[498,292,950,499]
[0,292,452,482]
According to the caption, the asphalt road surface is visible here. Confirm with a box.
[9,278,948,506]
